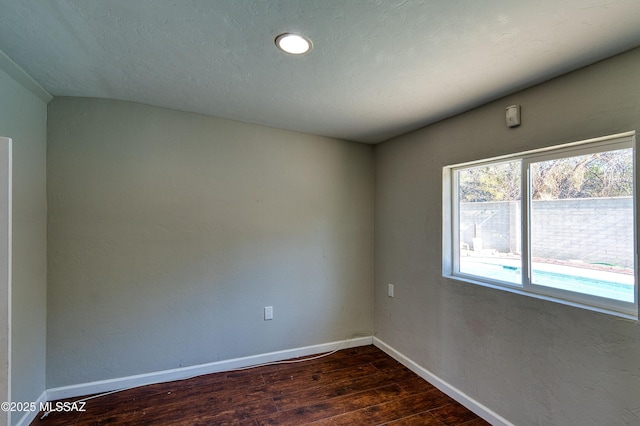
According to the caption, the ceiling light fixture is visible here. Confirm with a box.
[275,33,312,55]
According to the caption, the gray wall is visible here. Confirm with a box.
[374,47,640,425]
[0,65,48,424]
[46,98,374,387]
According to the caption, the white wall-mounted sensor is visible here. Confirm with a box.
[506,105,520,128]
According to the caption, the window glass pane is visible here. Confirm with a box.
[457,161,522,284]
[529,147,634,302]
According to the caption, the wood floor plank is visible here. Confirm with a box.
[30,345,490,426]
[255,385,405,426]
[75,378,274,423]
[382,411,447,425]
[460,418,492,426]
[272,371,395,412]
[306,390,452,426]
[262,362,380,397]
[371,358,425,383]
[396,375,438,394]
[32,411,82,426]
[429,402,484,426]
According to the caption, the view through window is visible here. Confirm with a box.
[445,132,636,317]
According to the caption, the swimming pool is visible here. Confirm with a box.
[460,259,634,303]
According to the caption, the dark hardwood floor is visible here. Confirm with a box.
[31,345,490,425]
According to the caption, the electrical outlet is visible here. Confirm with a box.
[264,306,273,320]
[388,284,394,298]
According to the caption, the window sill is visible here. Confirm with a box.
[443,273,639,321]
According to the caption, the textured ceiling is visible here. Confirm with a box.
[2,1,640,143]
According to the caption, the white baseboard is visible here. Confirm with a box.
[47,336,373,402]
[14,390,46,426]
[373,337,513,426]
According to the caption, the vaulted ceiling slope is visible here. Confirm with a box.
[2,1,640,143]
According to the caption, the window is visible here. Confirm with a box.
[443,132,637,319]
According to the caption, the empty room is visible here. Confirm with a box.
[0,1,639,425]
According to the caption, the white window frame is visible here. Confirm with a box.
[443,131,638,319]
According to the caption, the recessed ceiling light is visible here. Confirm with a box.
[275,33,312,55]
